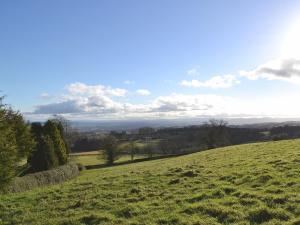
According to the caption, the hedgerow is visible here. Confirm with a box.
[4,163,79,193]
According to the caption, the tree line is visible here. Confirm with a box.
[0,97,69,191]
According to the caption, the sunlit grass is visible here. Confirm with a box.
[1,139,300,224]
[70,151,149,166]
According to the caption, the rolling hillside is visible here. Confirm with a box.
[1,140,300,225]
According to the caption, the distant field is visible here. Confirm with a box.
[70,151,149,166]
[1,139,300,224]
[70,151,100,156]
[70,153,104,166]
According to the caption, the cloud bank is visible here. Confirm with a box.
[29,58,300,120]
[32,82,236,119]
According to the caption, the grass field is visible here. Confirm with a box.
[70,151,149,166]
[1,139,300,224]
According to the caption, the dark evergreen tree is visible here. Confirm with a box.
[0,109,17,190]
[0,96,35,189]
[28,135,58,172]
[44,120,68,165]
[51,115,72,154]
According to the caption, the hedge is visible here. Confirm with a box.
[4,163,80,193]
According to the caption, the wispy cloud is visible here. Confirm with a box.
[124,80,135,85]
[40,93,50,99]
[186,66,200,76]
[136,89,151,96]
[181,74,240,89]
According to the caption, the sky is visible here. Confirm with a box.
[1,0,300,121]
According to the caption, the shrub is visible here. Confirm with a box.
[4,163,80,193]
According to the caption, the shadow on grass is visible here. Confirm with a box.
[85,151,199,170]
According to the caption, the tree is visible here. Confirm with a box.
[0,96,35,189]
[50,115,72,154]
[28,120,69,172]
[72,136,104,152]
[138,127,154,138]
[128,141,139,161]
[28,134,59,172]
[44,120,68,165]
[0,108,17,191]
[158,139,171,155]
[1,97,35,159]
[203,119,230,149]
[39,135,59,170]
[102,135,119,165]
[143,143,156,158]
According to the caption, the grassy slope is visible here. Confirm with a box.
[1,140,300,225]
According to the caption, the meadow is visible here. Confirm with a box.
[1,139,300,225]
[70,151,149,166]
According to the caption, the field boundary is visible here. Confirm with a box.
[4,163,80,193]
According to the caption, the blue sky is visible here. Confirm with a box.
[1,0,300,120]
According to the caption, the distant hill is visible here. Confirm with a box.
[70,117,300,132]
[232,121,300,129]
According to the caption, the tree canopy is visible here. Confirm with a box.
[0,96,35,190]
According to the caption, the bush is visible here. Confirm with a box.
[4,163,80,193]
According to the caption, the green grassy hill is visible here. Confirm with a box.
[1,140,300,225]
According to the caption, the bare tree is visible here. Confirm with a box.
[203,119,230,149]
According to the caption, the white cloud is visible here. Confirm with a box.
[136,89,151,96]
[35,82,127,115]
[33,82,235,119]
[31,85,300,120]
[66,82,127,97]
[40,93,50,99]
[187,67,200,76]
[240,58,300,84]
[181,74,240,89]
[124,80,135,85]
[30,57,300,120]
